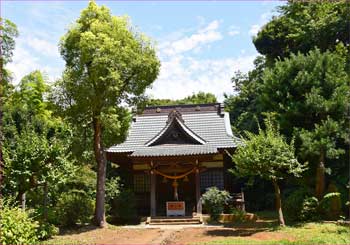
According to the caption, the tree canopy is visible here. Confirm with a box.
[58,1,160,226]
[146,92,217,107]
[3,70,75,210]
[225,1,350,207]
[232,118,306,225]
[253,1,349,63]
[0,18,18,199]
[260,47,349,199]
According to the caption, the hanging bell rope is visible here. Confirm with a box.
[153,167,196,180]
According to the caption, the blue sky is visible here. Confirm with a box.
[3,0,283,101]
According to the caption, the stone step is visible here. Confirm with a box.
[150,219,201,223]
[149,221,201,225]
[148,216,202,225]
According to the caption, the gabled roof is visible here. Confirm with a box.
[146,110,206,146]
[106,103,241,157]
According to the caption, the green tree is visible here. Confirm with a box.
[0,18,19,65]
[58,1,160,226]
[254,1,349,63]
[18,71,49,117]
[232,118,306,226]
[146,92,217,107]
[225,0,350,215]
[0,18,18,199]
[224,56,266,135]
[181,92,217,104]
[260,48,349,199]
[3,71,75,212]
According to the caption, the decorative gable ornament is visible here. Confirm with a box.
[167,109,184,124]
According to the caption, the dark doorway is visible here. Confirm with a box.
[156,173,196,216]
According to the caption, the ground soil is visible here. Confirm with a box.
[165,220,294,244]
[47,218,296,244]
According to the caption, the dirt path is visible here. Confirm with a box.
[149,228,179,244]
[47,219,295,244]
[167,227,294,244]
[47,226,163,244]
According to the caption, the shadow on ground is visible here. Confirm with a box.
[58,225,102,236]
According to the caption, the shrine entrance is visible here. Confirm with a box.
[156,172,196,216]
[149,160,202,217]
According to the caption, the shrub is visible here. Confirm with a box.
[105,176,122,202]
[202,187,231,221]
[284,187,343,221]
[299,196,320,221]
[0,206,39,244]
[284,187,312,221]
[36,222,59,240]
[108,189,137,224]
[55,190,94,227]
[230,207,247,222]
[319,192,342,220]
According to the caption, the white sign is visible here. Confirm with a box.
[166,201,185,216]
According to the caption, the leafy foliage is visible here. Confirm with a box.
[224,56,266,135]
[0,206,39,244]
[260,47,349,198]
[232,118,306,181]
[319,192,342,220]
[107,189,137,224]
[232,118,306,225]
[146,92,217,107]
[55,190,95,227]
[36,222,59,240]
[0,18,19,65]
[105,176,122,202]
[58,1,160,118]
[299,196,320,221]
[261,47,349,141]
[254,2,349,62]
[202,187,231,221]
[57,1,160,225]
[284,187,312,221]
[284,188,343,222]
[3,70,76,206]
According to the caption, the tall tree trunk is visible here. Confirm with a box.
[315,151,325,200]
[43,182,48,221]
[93,116,107,228]
[272,179,285,226]
[19,191,26,211]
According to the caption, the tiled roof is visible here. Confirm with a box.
[106,103,240,157]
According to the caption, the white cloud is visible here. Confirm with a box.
[160,20,223,56]
[147,20,256,102]
[26,37,60,58]
[6,44,41,84]
[228,25,240,36]
[147,55,255,102]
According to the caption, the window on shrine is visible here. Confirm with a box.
[200,169,224,192]
[133,173,150,193]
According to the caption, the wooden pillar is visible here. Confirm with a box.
[195,160,202,215]
[150,169,156,217]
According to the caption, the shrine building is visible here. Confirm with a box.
[106,103,242,218]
